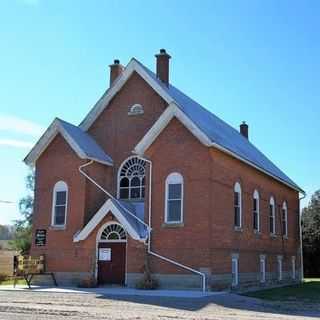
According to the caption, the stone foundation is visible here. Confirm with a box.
[30,272,92,286]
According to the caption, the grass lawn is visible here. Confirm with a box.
[244,278,320,303]
[0,279,27,286]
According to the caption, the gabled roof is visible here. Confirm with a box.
[73,198,148,242]
[79,58,303,193]
[24,118,113,166]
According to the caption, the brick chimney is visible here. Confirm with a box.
[155,49,171,86]
[109,59,124,87]
[240,121,249,139]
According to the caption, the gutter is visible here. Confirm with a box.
[79,159,206,292]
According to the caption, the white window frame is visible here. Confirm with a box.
[253,190,260,232]
[51,181,68,227]
[260,255,266,283]
[269,196,276,235]
[282,201,288,237]
[231,257,239,287]
[234,182,242,228]
[277,255,283,281]
[164,172,184,224]
[291,256,296,280]
[117,156,146,200]
[128,103,144,116]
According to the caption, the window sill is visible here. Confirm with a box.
[270,233,277,239]
[234,226,243,232]
[162,222,184,228]
[283,235,288,240]
[50,225,66,231]
[254,230,261,237]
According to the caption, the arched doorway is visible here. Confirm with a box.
[97,222,127,285]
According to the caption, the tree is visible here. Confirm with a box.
[302,189,320,277]
[10,171,34,254]
[0,225,14,240]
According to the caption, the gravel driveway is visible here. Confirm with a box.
[0,289,319,320]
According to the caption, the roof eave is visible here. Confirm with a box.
[208,141,304,194]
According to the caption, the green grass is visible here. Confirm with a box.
[0,279,27,286]
[244,278,320,303]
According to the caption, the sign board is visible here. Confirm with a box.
[99,248,111,261]
[35,229,46,246]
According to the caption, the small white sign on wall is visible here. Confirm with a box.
[99,248,111,261]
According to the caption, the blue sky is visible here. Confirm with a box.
[0,0,319,224]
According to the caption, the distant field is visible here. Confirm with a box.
[244,278,320,303]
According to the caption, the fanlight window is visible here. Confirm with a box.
[100,224,127,241]
[128,103,144,116]
[118,157,146,200]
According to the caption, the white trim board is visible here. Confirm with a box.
[24,118,113,166]
[134,103,212,155]
[133,104,303,194]
[73,198,144,242]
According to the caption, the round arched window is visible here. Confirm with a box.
[118,156,146,200]
[100,224,127,241]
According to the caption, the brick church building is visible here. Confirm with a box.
[25,49,304,290]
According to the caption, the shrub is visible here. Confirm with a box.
[77,276,97,288]
[0,273,7,283]
[135,272,159,290]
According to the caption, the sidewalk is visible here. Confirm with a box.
[0,284,226,298]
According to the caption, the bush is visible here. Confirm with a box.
[0,273,8,283]
[135,272,159,290]
[77,276,97,288]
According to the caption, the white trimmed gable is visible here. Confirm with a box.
[134,103,212,155]
[80,58,174,131]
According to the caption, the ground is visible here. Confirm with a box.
[0,287,319,320]
[244,278,320,303]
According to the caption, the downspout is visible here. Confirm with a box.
[79,160,150,230]
[299,192,306,282]
[79,159,206,292]
[136,155,206,292]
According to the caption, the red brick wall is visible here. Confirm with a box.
[31,134,92,272]
[143,117,300,276]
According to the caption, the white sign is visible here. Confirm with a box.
[99,248,111,261]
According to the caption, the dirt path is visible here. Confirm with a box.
[0,290,318,319]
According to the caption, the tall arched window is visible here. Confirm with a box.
[282,201,288,237]
[52,181,68,227]
[253,190,260,232]
[234,182,242,228]
[269,196,276,235]
[118,156,146,200]
[165,172,184,223]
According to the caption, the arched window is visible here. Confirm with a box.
[100,223,127,242]
[269,196,276,235]
[165,172,184,223]
[253,190,260,232]
[234,182,242,228]
[118,156,146,200]
[128,103,144,116]
[282,201,288,237]
[52,181,68,227]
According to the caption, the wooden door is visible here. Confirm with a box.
[97,242,126,285]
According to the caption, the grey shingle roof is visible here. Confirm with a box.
[111,199,147,239]
[57,118,113,165]
[137,60,302,192]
